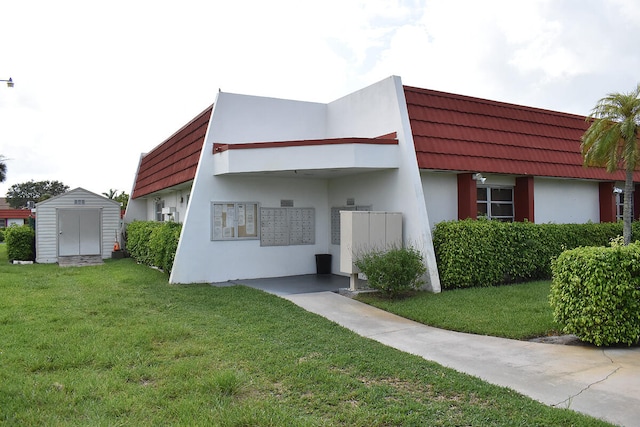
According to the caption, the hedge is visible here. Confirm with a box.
[550,244,640,346]
[4,224,35,262]
[149,221,182,274]
[432,220,629,289]
[126,221,182,274]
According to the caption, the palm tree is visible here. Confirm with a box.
[581,84,640,245]
[102,189,118,199]
[0,155,7,183]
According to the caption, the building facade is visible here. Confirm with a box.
[125,76,640,292]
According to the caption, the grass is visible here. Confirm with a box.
[356,281,560,340]
[0,244,609,426]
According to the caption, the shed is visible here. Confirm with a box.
[35,188,121,264]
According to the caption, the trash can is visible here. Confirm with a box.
[315,254,332,275]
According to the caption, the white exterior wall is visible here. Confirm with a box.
[325,76,440,291]
[421,172,458,228]
[124,188,191,229]
[35,188,121,263]
[149,190,191,223]
[170,93,331,284]
[169,76,441,291]
[206,92,328,142]
[35,201,58,263]
[172,178,330,282]
[328,170,398,269]
[419,173,601,225]
[535,178,600,223]
[123,196,145,224]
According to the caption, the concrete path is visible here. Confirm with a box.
[284,291,640,427]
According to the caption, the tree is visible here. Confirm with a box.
[0,155,7,183]
[5,180,70,209]
[581,84,640,245]
[102,189,118,199]
[114,191,129,211]
[103,189,129,210]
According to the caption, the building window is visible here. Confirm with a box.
[0,219,6,228]
[155,200,165,221]
[477,187,514,222]
[616,192,634,221]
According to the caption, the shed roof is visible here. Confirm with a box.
[36,187,120,206]
[131,105,212,198]
[404,85,640,181]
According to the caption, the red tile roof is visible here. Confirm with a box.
[0,198,32,220]
[404,85,640,181]
[0,209,32,220]
[132,87,639,200]
[131,105,212,198]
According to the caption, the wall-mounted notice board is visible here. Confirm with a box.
[260,207,315,246]
[211,202,259,240]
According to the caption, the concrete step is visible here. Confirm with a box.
[58,255,104,267]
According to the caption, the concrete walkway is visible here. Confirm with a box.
[281,291,640,427]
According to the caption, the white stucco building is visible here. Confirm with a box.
[125,76,640,292]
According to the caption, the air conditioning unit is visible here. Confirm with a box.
[161,207,176,214]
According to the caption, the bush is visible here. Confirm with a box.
[125,221,162,266]
[550,244,640,346]
[149,221,182,273]
[4,224,35,262]
[354,246,426,299]
[125,221,182,273]
[433,219,626,289]
[0,229,4,242]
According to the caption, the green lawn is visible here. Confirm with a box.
[356,281,560,340]
[0,245,608,426]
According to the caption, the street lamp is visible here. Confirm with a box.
[1,77,14,88]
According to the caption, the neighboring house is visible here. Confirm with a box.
[0,198,32,228]
[125,76,640,292]
[35,188,121,264]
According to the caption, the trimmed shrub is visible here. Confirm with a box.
[126,221,162,265]
[149,221,182,274]
[433,220,626,289]
[125,221,182,274]
[550,244,640,346]
[4,224,35,262]
[354,246,426,299]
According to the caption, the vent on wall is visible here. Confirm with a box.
[280,200,294,207]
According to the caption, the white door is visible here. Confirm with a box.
[58,209,101,256]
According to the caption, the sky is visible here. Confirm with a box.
[1,0,639,198]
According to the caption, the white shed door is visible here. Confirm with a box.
[58,209,101,256]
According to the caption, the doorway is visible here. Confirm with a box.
[58,209,101,256]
